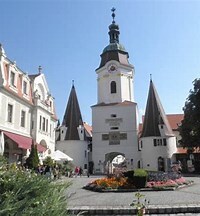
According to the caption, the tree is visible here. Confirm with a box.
[179,78,200,151]
[43,156,54,167]
[26,141,39,169]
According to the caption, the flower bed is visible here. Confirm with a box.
[83,171,193,192]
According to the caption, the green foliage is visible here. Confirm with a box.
[43,156,54,167]
[26,143,39,170]
[61,161,74,175]
[179,78,200,151]
[0,155,70,216]
[134,169,148,177]
[63,161,74,171]
[130,192,149,216]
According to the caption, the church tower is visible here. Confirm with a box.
[92,8,140,174]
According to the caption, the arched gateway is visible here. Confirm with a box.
[104,152,126,174]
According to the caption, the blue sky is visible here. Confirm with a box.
[1,0,200,125]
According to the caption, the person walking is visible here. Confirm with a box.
[79,166,83,177]
[75,166,79,177]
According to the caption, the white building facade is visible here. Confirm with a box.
[0,44,57,163]
[140,80,177,171]
[92,10,140,174]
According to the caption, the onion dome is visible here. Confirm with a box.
[97,8,130,69]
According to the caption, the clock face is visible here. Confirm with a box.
[108,64,117,73]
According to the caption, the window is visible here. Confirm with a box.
[131,159,133,165]
[110,81,116,94]
[10,71,15,86]
[32,121,34,129]
[39,116,42,130]
[23,81,27,95]
[154,138,167,146]
[46,119,48,132]
[111,114,117,118]
[42,117,45,131]
[110,127,119,130]
[20,110,26,127]
[7,104,13,123]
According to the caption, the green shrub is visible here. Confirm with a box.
[133,169,148,189]
[0,155,70,216]
[134,169,148,177]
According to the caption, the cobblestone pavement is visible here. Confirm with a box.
[63,175,200,215]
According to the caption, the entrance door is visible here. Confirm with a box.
[158,157,165,172]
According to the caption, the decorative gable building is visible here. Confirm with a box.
[0,44,57,163]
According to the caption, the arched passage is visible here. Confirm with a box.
[105,152,126,174]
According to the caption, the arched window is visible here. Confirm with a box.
[110,81,116,94]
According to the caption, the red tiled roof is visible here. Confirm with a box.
[166,114,184,130]
[84,122,92,137]
[139,114,184,133]
[176,147,200,154]
[176,147,187,154]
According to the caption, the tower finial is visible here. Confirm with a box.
[150,74,152,81]
[111,7,116,24]
[38,65,42,74]
[72,80,74,86]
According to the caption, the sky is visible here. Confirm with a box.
[1,0,200,125]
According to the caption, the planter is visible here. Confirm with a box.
[133,176,147,188]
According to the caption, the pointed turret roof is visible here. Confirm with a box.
[141,79,174,137]
[62,83,83,140]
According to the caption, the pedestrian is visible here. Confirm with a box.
[75,166,79,177]
[79,166,83,177]
[44,165,52,180]
[53,165,59,180]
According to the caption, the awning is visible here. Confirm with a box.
[3,131,46,152]
[52,150,73,161]
[4,131,31,149]
[37,144,47,152]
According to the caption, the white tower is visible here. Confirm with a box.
[92,8,140,174]
[140,79,177,171]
